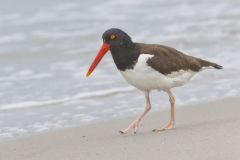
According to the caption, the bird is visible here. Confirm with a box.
[86,28,222,134]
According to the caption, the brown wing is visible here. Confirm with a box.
[135,43,222,75]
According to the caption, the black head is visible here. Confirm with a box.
[102,28,133,48]
[86,28,137,77]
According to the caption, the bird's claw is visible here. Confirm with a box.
[119,121,139,134]
[152,121,175,132]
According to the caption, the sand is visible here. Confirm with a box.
[0,97,240,160]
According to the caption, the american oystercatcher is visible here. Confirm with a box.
[86,28,222,134]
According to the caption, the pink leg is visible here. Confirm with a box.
[120,92,151,134]
[153,89,175,132]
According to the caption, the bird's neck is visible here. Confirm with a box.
[110,43,139,71]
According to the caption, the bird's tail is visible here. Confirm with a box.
[197,58,223,69]
[212,64,223,69]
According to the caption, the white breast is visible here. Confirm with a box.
[120,54,196,91]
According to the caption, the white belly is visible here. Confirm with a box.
[120,54,196,91]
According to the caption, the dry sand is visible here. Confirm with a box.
[0,97,240,160]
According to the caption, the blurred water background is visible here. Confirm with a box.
[0,0,240,140]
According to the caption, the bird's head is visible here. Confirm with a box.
[86,28,132,77]
[102,28,132,48]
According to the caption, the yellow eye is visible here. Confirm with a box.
[110,34,116,40]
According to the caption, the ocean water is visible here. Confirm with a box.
[0,0,240,140]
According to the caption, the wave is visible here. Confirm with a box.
[0,87,135,111]
[0,13,22,22]
[0,33,26,44]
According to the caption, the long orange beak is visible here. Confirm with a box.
[86,43,110,77]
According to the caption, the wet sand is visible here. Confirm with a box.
[0,97,240,160]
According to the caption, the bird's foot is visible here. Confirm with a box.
[119,120,140,134]
[152,121,175,132]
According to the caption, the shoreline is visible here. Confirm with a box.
[0,94,229,141]
[0,96,230,141]
[1,97,240,160]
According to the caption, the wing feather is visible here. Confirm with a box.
[135,43,221,75]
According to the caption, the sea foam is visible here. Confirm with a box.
[0,87,135,111]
